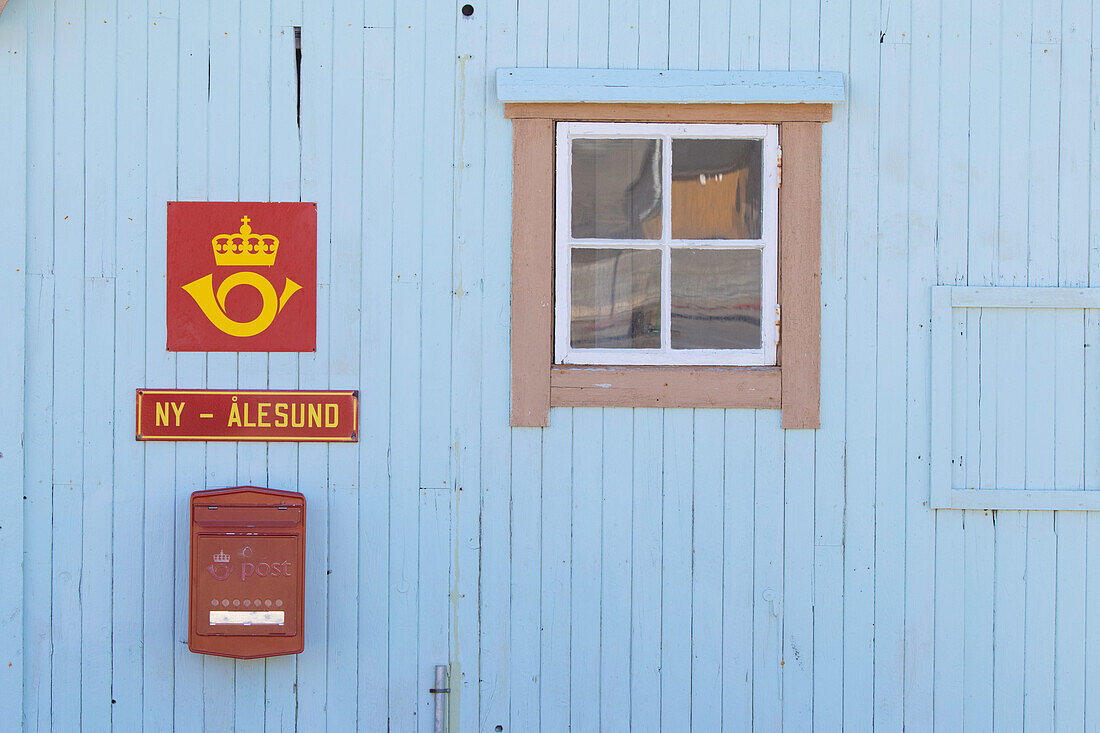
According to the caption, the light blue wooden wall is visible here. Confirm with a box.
[3,0,1100,730]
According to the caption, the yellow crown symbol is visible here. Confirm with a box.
[212,216,279,266]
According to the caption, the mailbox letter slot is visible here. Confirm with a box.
[188,486,306,659]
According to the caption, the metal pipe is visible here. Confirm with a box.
[431,665,449,733]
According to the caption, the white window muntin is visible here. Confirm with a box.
[555,121,779,366]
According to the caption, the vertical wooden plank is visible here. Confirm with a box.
[419,0,456,489]
[843,0,879,727]
[782,428,814,731]
[1024,512,1057,731]
[932,0,970,722]
[84,0,116,280]
[51,0,87,728]
[599,410,632,730]
[608,0,639,68]
[752,409,784,731]
[630,409,662,730]
[416,489,453,733]
[540,410,572,731]
[992,314,1027,732]
[508,428,541,733]
[577,0,608,68]
[448,1,501,730]
[1088,510,1100,732]
[961,0,997,725]
[80,287,116,733]
[263,19,302,733]
[356,17,395,732]
[659,409,692,731]
[295,0,334,726]
[569,409,602,731]
[637,0,670,69]
[779,122,822,428]
[697,0,730,70]
[326,1,364,729]
[1053,313,1086,493]
[518,0,551,66]
[721,410,754,730]
[388,0,425,726]
[1086,6,1100,728]
[959,306,995,733]
[690,411,723,733]
[480,0,518,730]
[667,0,698,69]
[934,307,966,730]
[962,504,995,733]
[167,0,204,727]
[0,0,27,724]
[22,0,56,726]
[1022,9,1061,727]
[452,4,487,731]
[1053,507,1088,733]
[1051,1,1091,727]
[814,0,850,726]
[23,273,54,733]
[902,0,938,729]
[728,0,760,70]
[111,1,149,729]
[789,0,820,70]
[990,0,1030,725]
[509,117,553,427]
[759,0,791,71]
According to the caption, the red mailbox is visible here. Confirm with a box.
[189,486,305,659]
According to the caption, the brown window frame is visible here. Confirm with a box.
[508,102,828,429]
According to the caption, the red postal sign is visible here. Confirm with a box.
[168,202,317,351]
[137,390,358,442]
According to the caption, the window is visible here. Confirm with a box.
[498,69,842,428]
[556,122,780,366]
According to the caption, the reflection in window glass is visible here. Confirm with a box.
[671,139,762,240]
[571,139,662,239]
[671,248,761,349]
[571,248,661,348]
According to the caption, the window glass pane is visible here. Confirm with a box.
[671,248,762,349]
[671,138,762,240]
[571,248,661,349]
[571,138,662,239]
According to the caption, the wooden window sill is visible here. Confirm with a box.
[550,365,781,409]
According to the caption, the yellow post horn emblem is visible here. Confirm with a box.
[182,215,301,337]
[183,273,301,337]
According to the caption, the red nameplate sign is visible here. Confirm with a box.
[136,390,358,442]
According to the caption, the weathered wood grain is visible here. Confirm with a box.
[509,118,554,426]
[504,101,834,122]
[550,365,781,408]
[779,122,822,428]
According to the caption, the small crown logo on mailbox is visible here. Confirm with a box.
[211,216,279,267]
[213,551,231,564]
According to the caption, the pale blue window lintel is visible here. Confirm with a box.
[495,67,846,105]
